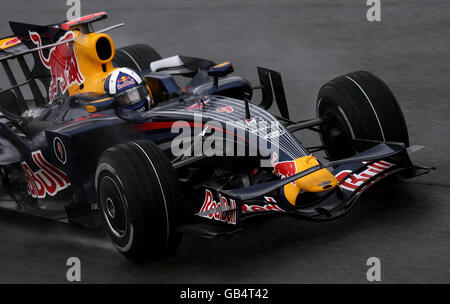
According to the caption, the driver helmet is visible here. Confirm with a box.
[104,68,152,112]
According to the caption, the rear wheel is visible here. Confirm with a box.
[95,140,182,261]
[113,44,162,72]
[316,71,409,160]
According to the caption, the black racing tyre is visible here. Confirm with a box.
[316,71,409,160]
[113,44,162,72]
[95,140,182,261]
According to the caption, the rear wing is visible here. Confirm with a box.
[0,12,119,114]
[0,20,76,112]
[0,33,50,111]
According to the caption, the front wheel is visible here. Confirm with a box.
[95,140,182,261]
[316,71,409,160]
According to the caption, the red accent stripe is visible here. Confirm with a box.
[74,114,106,122]
[61,12,107,30]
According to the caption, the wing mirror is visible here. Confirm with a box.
[150,55,188,74]
[208,61,234,78]
[208,61,234,94]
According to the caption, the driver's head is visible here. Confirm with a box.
[104,68,152,112]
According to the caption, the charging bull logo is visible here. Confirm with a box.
[29,31,85,102]
[335,160,393,192]
[271,152,297,179]
[21,150,71,199]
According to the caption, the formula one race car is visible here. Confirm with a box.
[0,12,430,260]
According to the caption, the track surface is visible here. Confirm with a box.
[0,0,449,283]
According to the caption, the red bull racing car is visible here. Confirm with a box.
[0,12,430,261]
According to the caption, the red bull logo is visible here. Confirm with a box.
[271,152,297,179]
[116,75,135,89]
[216,106,233,113]
[29,31,85,102]
[335,160,394,192]
[21,150,71,199]
[199,189,237,225]
[242,203,285,214]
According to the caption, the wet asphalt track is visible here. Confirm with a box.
[0,0,449,283]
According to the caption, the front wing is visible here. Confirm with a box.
[193,142,426,226]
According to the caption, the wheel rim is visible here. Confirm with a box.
[100,176,128,238]
[105,197,116,218]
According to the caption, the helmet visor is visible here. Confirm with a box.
[115,84,149,107]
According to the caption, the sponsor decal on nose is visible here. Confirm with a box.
[271,152,297,178]
[198,189,237,225]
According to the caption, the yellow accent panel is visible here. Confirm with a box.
[146,83,153,101]
[213,62,230,68]
[0,37,20,49]
[85,105,97,112]
[68,31,117,96]
[283,155,339,206]
[90,97,111,103]
[283,183,302,207]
